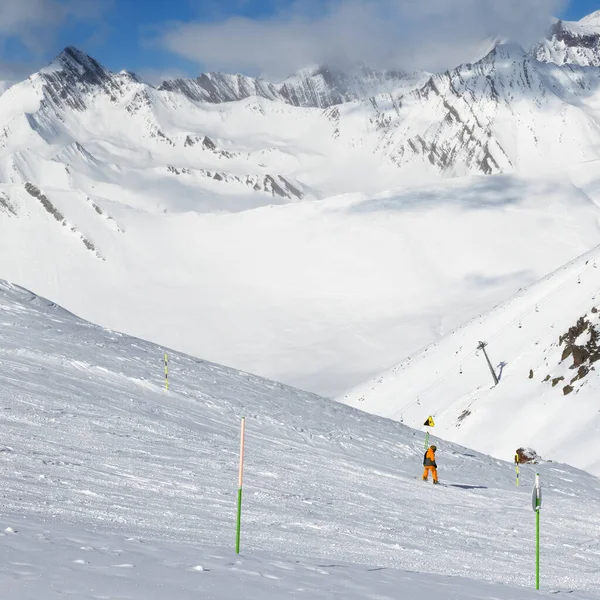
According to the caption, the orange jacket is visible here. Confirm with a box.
[423,447,437,467]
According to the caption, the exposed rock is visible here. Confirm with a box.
[544,311,600,393]
[0,193,16,216]
[559,314,600,371]
[24,183,65,223]
[24,183,103,259]
[455,409,471,428]
[515,447,541,464]
[159,65,417,109]
[571,365,589,383]
[534,20,600,68]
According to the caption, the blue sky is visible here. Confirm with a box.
[0,0,597,82]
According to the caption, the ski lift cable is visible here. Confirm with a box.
[393,253,598,416]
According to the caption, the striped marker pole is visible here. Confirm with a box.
[164,353,169,391]
[236,417,246,554]
[515,453,520,486]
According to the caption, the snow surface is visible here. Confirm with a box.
[534,14,600,67]
[3,40,600,395]
[341,242,600,476]
[3,521,599,600]
[1,174,600,397]
[569,11,600,34]
[1,280,600,598]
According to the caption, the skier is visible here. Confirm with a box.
[422,444,439,484]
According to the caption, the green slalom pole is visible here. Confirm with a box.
[536,505,540,590]
[236,417,246,554]
[424,430,430,450]
[532,472,542,590]
[236,487,243,554]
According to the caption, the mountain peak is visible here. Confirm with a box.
[51,46,109,78]
[534,14,600,67]
[33,46,119,112]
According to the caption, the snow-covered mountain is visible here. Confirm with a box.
[159,64,426,108]
[3,36,600,207]
[2,15,600,396]
[340,242,600,476]
[534,12,600,67]
[1,279,600,598]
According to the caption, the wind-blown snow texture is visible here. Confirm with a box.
[2,14,600,397]
[1,280,600,598]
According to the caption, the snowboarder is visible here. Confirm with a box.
[422,445,439,484]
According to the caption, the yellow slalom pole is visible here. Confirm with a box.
[236,417,246,554]
[164,353,169,391]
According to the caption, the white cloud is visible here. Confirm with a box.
[157,0,569,79]
[0,0,110,54]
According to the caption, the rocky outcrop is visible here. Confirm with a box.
[534,18,600,67]
[160,65,418,109]
[24,183,103,259]
[165,167,303,200]
[540,311,600,394]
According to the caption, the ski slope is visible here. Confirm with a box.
[1,280,600,598]
[341,242,600,476]
[3,521,599,600]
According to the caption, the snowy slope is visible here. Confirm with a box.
[375,42,600,180]
[340,243,600,476]
[2,174,600,397]
[1,280,600,597]
[3,523,600,600]
[2,21,600,396]
[4,524,600,600]
[535,14,600,67]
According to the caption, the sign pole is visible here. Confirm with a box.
[532,473,542,590]
[236,417,246,554]
[423,416,435,449]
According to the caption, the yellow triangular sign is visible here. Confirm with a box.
[424,416,435,427]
